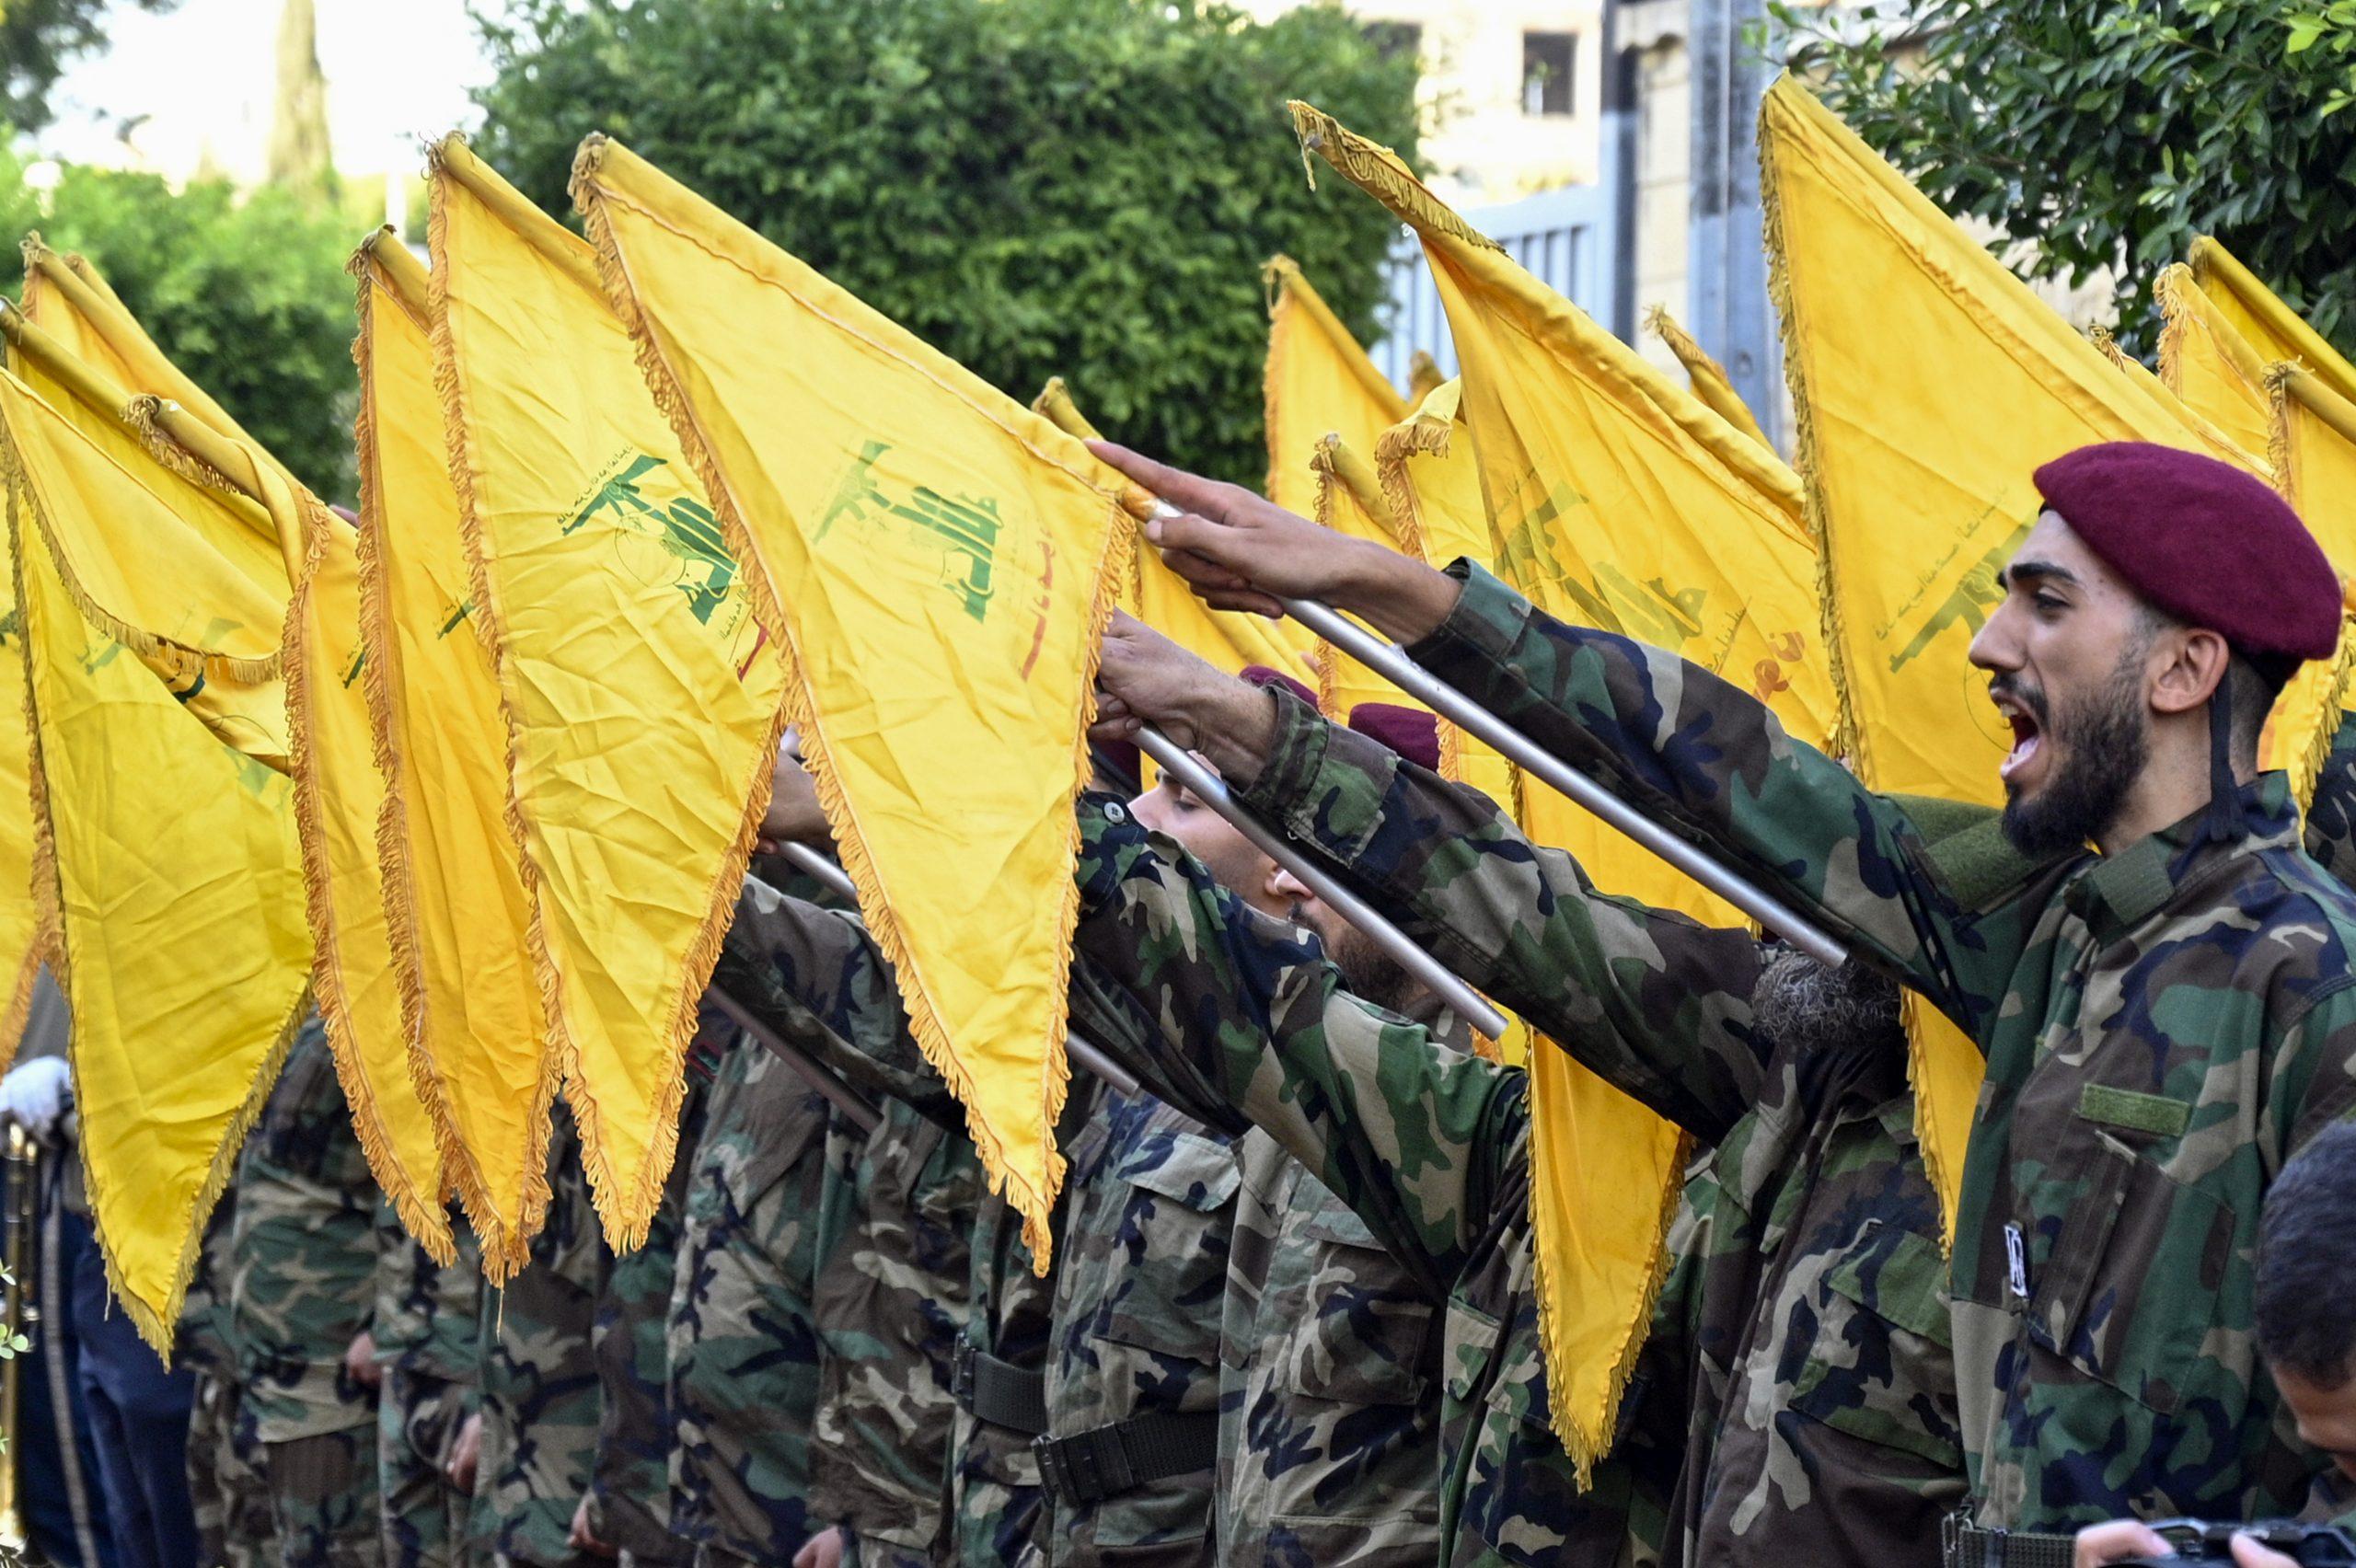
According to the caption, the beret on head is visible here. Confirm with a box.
[1241,663,1319,710]
[1088,737,1141,797]
[1348,702,1442,773]
[2033,442,2341,662]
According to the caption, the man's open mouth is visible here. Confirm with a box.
[1994,690,2043,782]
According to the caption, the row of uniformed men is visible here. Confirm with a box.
[186,440,2356,1568]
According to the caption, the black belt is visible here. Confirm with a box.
[1034,1410,1218,1508]
[1944,1511,2078,1568]
[953,1332,1047,1436]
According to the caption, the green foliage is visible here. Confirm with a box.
[0,142,360,500]
[471,0,1421,486]
[1774,0,2356,357]
[1,0,179,135]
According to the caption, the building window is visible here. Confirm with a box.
[1363,20,1422,65]
[1522,30,1576,117]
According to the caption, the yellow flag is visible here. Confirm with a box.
[1263,256,1408,517]
[2158,264,2274,463]
[18,250,448,1261]
[1295,100,1840,1477]
[2190,236,2356,408]
[1,369,311,1346]
[0,528,37,1050]
[431,137,787,1251]
[1307,432,1424,719]
[574,134,1133,1262]
[1032,377,1314,681]
[353,230,553,1275]
[1644,305,1775,453]
[1370,378,1524,845]
[2264,365,2356,800]
[2090,327,2270,474]
[1757,73,2267,1239]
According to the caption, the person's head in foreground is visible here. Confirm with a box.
[1969,443,2339,859]
[1126,667,1437,1012]
[2073,1122,2356,1568]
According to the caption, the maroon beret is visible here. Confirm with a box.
[2034,442,2341,662]
[1241,663,1319,710]
[1348,702,1442,772]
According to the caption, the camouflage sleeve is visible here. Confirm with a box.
[1396,560,2027,1036]
[1073,796,1527,1301]
[2269,989,2356,1159]
[711,877,961,1124]
[1235,691,1767,1141]
[2301,710,2356,887]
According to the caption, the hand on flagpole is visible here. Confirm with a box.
[757,731,833,856]
[1091,612,1278,786]
[1087,439,1463,643]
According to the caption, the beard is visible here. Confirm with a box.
[1751,948,1902,1058]
[1996,646,2152,858]
[1299,904,1415,1014]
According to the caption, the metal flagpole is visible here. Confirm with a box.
[773,845,1145,1100]
[1133,726,1514,1040]
[1277,596,1850,971]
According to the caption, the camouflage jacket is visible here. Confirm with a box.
[1077,940,1460,1568]
[1398,559,2356,1529]
[230,1017,380,1444]
[370,1199,479,1388]
[1233,694,1981,1566]
[667,1014,847,1565]
[808,1091,986,1566]
[714,880,1237,1568]
[469,1101,607,1566]
[588,1038,719,1562]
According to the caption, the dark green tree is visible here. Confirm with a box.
[471,0,1421,485]
[3,0,179,135]
[1775,2,2356,355]
[0,144,361,499]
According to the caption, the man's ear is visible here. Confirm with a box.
[2149,627,2233,718]
[1257,856,1295,918]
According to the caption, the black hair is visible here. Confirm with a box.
[2256,1121,2356,1390]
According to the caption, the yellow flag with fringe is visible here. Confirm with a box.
[1307,432,1426,719]
[353,230,552,1276]
[1294,99,1838,1479]
[1263,255,1407,518]
[431,135,787,1254]
[2091,327,2270,475]
[1757,73,2281,1244]
[17,248,449,1261]
[2264,365,2356,801]
[1033,377,1314,681]
[0,527,37,1053]
[2158,263,2274,464]
[2190,237,2356,408]
[573,133,1134,1264]
[1644,306,1775,453]
[0,367,311,1346]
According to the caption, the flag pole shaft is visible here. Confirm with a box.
[776,844,1144,1100]
[1278,594,1852,971]
[706,986,883,1135]
[1134,725,1514,1039]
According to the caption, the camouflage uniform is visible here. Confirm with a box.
[714,880,1238,1568]
[665,1018,846,1566]
[187,1172,272,1567]
[1389,559,2356,1533]
[231,1018,384,1565]
[586,1038,719,1565]
[468,1103,606,1567]
[370,1202,479,1568]
[807,1092,986,1568]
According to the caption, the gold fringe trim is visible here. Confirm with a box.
[0,946,42,1077]
[8,467,308,1348]
[1528,1094,1692,1483]
[1756,82,1865,775]
[423,154,560,1284]
[1901,991,1961,1254]
[572,135,1141,1271]
[278,452,456,1264]
[1288,104,1503,256]
[348,246,475,1242]
[0,406,283,687]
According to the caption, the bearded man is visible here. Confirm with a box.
[1089,436,2356,1559]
